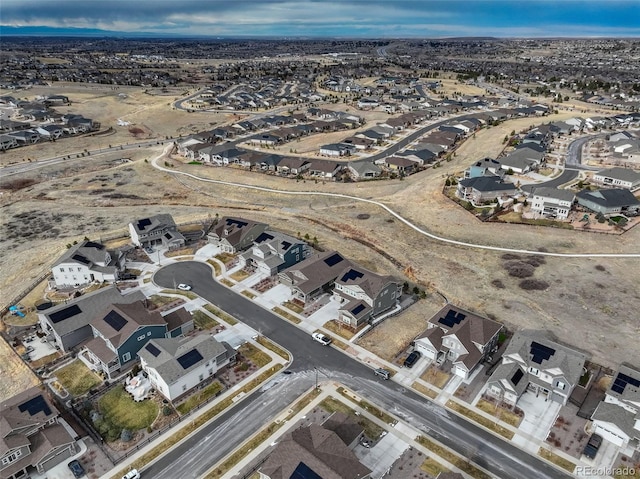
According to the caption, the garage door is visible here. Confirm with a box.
[416,343,436,360]
[39,446,73,472]
[593,423,626,447]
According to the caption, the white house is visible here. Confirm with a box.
[138,335,236,402]
[529,187,575,220]
[414,305,502,379]
[129,214,186,249]
[51,241,124,288]
[591,364,640,449]
[485,331,587,406]
[593,167,640,190]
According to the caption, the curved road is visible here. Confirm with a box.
[148,262,572,479]
[151,146,640,258]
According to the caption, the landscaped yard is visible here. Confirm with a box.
[192,310,220,330]
[55,360,102,396]
[98,385,158,433]
[476,398,523,427]
[204,304,238,325]
[446,400,514,440]
[323,319,357,340]
[207,259,222,276]
[538,447,576,472]
[176,381,223,415]
[319,396,384,439]
[282,301,303,314]
[215,253,236,264]
[421,365,452,389]
[241,290,256,299]
[238,343,271,368]
[416,435,491,479]
[412,381,438,399]
[272,306,301,324]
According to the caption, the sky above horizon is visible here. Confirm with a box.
[2,0,640,38]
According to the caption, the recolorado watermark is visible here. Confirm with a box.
[575,466,636,476]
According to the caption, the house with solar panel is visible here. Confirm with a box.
[128,214,185,249]
[278,251,352,304]
[138,335,236,402]
[591,364,640,449]
[80,302,193,380]
[333,266,401,328]
[207,217,269,253]
[414,305,503,379]
[240,230,309,276]
[51,240,125,288]
[484,331,588,406]
[0,387,78,479]
[39,286,146,352]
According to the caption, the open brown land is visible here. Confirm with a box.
[1,84,639,389]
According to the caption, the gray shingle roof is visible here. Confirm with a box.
[531,187,576,202]
[576,188,640,208]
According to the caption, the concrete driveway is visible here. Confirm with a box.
[513,391,561,452]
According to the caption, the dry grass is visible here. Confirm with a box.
[412,381,439,399]
[240,290,256,299]
[219,278,234,287]
[255,336,290,361]
[420,458,449,477]
[357,301,438,361]
[0,339,40,402]
[282,301,303,314]
[203,304,238,326]
[446,400,514,440]
[272,306,302,324]
[207,259,222,276]
[476,399,523,427]
[320,396,385,439]
[192,310,219,330]
[416,435,491,479]
[229,269,250,281]
[421,366,452,389]
[323,320,357,340]
[538,447,576,472]
[55,360,102,396]
[165,246,194,257]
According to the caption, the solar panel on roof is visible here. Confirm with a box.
[49,304,81,323]
[18,395,52,417]
[254,232,274,243]
[438,309,466,328]
[137,218,152,230]
[323,253,344,267]
[512,368,524,386]
[177,349,204,369]
[290,462,323,479]
[164,232,172,239]
[352,304,366,315]
[280,241,292,250]
[72,254,91,265]
[530,341,556,364]
[611,371,640,395]
[103,310,128,331]
[340,269,364,282]
[225,218,248,228]
[84,241,104,249]
[145,343,161,357]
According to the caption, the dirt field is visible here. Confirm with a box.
[0,338,40,402]
[1,83,639,397]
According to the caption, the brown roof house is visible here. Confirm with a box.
[414,305,503,379]
[259,412,370,479]
[1,387,78,479]
[278,251,352,304]
[334,266,401,328]
[207,217,268,253]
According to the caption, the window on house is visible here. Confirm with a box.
[556,381,566,390]
[2,450,22,465]
[209,369,213,376]
[199,374,204,382]
[137,335,146,341]
[182,384,187,391]
[529,367,539,375]
[122,352,131,362]
[60,268,65,272]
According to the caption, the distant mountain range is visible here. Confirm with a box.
[0,25,172,37]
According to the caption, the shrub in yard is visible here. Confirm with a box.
[519,279,549,291]
[505,261,535,278]
[121,429,133,442]
[162,406,173,416]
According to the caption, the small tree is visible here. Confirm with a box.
[121,428,133,442]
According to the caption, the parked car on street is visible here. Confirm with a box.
[122,470,141,479]
[312,332,332,346]
[403,350,421,368]
[374,368,390,380]
[68,459,85,478]
[177,283,192,291]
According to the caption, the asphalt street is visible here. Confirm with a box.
[150,261,572,479]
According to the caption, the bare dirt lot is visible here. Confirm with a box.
[1,84,639,397]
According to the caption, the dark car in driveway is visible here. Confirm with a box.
[68,459,85,478]
[583,434,602,459]
[403,350,421,368]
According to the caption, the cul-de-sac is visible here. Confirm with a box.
[1,5,639,479]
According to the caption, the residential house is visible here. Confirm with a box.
[0,135,19,150]
[334,266,400,328]
[0,387,78,479]
[385,156,418,175]
[249,133,282,146]
[465,158,502,179]
[529,187,575,220]
[414,305,503,379]
[279,251,351,304]
[348,162,382,180]
[319,143,356,157]
[208,217,268,253]
[397,149,436,166]
[593,167,640,190]
[485,331,588,406]
[128,214,186,249]
[591,364,640,449]
[456,176,518,203]
[576,189,640,216]
[308,160,343,179]
[138,335,236,402]
[275,157,311,176]
[357,97,380,109]
[38,287,146,352]
[6,130,39,145]
[81,301,193,380]
[259,414,371,479]
[51,240,125,288]
[241,231,309,276]
[341,136,375,151]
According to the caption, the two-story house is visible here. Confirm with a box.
[240,231,309,276]
[414,305,503,379]
[207,217,268,253]
[1,387,78,479]
[51,240,125,288]
[456,176,518,204]
[529,187,576,220]
[333,266,401,328]
[39,287,146,352]
[591,364,640,449]
[593,167,640,190]
[128,214,186,249]
[80,302,193,380]
[485,331,588,406]
[138,335,236,402]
